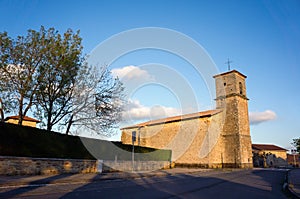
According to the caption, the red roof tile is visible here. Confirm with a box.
[121,109,222,130]
[5,116,41,123]
[252,144,287,151]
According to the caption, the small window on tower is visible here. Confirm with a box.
[239,82,243,95]
[224,82,226,86]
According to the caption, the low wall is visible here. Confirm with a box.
[0,156,99,175]
[102,160,172,172]
[0,156,172,175]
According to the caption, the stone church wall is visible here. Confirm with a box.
[122,112,227,168]
[121,70,253,169]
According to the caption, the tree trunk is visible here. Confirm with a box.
[0,99,4,122]
[47,115,52,131]
[0,109,4,123]
[18,95,24,125]
[65,114,74,135]
[47,102,53,131]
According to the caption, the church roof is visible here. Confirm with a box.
[213,70,247,78]
[5,116,41,123]
[252,144,287,151]
[121,109,222,130]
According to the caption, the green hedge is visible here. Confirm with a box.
[0,123,171,161]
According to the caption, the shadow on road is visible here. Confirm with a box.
[60,169,288,199]
[0,174,75,199]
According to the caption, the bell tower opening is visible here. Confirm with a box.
[239,82,243,95]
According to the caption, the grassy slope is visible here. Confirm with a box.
[0,123,171,161]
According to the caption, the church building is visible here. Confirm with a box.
[121,70,253,168]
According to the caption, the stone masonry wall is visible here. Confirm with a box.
[121,70,253,169]
[215,71,253,168]
[122,113,226,168]
[0,156,172,175]
[0,156,99,175]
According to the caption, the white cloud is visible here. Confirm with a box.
[122,99,181,121]
[249,110,277,125]
[111,65,153,81]
[123,101,277,126]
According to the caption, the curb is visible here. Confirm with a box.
[283,169,300,199]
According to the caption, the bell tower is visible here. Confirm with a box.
[213,70,253,168]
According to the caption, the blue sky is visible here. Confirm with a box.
[0,0,299,150]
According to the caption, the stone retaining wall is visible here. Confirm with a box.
[0,156,172,175]
[0,156,99,175]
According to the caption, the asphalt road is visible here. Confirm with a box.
[0,169,289,199]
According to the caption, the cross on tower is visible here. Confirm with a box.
[225,58,233,71]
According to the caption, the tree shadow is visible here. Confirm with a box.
[60,169,288,199]
[0,174,74,198]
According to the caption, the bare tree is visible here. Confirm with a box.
[64,65,124,136]
[0,99,4,122]
[0,29,47,125]
[34,28,83,131]
[292,138,300,153]
[0,89,12,122]
[0,32,10,122]
[1,27,123,136]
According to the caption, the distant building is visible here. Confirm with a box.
[287,153,299,167]
[252,144,288,167]
[5,116,40,128]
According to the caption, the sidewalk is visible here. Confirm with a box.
[288,168,300,198]
[0,168,211,188]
